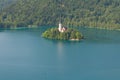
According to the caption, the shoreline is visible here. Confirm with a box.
[69,39,80,41]
[0,26,120,31]
[82,26,120,31]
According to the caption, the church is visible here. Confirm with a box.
[58,22,67,32]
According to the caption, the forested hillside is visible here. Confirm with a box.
[0,0,120,30]
[0,0,17,11]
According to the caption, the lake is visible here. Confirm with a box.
[0,27,120,80]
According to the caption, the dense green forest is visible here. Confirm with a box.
[0,0,17,11]
[0,0,120,30]
[42,28,83,40]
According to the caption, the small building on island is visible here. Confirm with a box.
[58,22,67,33]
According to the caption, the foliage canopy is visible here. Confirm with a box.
[0,0,120,30]
[42,28,83,40]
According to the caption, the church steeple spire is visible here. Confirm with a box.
[58,22,62,32]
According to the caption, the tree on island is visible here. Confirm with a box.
[42,28,83,40]
[42,22,83,41]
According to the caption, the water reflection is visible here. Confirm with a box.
[57,41,64,63]
[56,41,65,73]
[57,42,64,56]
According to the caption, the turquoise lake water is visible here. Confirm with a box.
[0,27,120,80]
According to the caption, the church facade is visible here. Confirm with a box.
[58,23,67,32]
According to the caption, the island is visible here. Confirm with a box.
[42,23,83,41]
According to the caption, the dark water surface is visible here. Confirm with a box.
[0,27,120,80]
